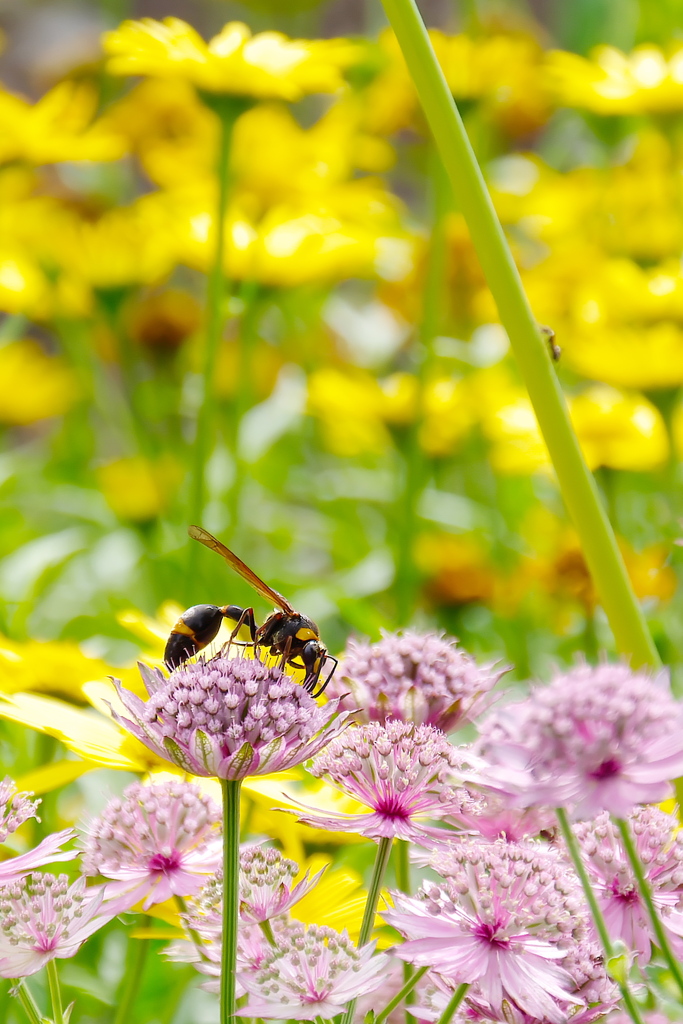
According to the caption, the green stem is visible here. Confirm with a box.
[436,984,468,1024]
[176,895,208,961]
[47,960,64,1024]
[259,918,276,947]
[616,816,683,1000]
[556,808,645,1024]
[377,0,660,670]
[375,965,429,1024]
[113,916,151,1024]
[189,98,245,528]
[221,779,242,1024]
[393,840,414,1022]
[12,980,42,1024]
[340,837,393,1024]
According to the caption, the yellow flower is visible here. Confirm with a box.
[292,856,369,942]
[366,29,551,137]
[0,635,118,703]
[0,339,78,425]
[415,533,496,606]
[104,18,360,100]
[546,43,683,115]
[419,377,475,457]
[0,80,125,165]
[307,368,392,456]
[571,386,669,472]
[97,455,183,522]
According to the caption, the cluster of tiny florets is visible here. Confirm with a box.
[431,840,588,948]
[478,663,683,818]
[82,780,221,876]
[333,631,505,732]
[0,778,39,844]
[144,658,321,745]
[563,938,618,1009]
[0,873,77,943]
[113,654,352,779]
[575,805,683,889]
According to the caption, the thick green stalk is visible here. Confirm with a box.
[113,916,151,1024]
[340,837,393,1024]
[221,779,242,1024]
[377,0,659,669]
[556,808,645,1024]
[436,984,468,1024]
[189,98,245,528]
[375,965,429,1024]
[47,960,64,1024]
[616,816,683,1000]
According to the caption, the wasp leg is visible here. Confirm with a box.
[220,605,257,653]
[309,655,338,699]
[278,635,293,672]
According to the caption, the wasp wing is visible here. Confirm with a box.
[188,525,295,614]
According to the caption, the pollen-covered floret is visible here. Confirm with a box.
[332,631,506,732]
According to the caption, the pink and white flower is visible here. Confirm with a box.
[291,720,481,844]
[0,778,39,842]
[385,840,588,1024]
[239,846,324,923]
[111,654,354,780]
[82,779,222,912]
[573,805,683,963]
[477,663,683,818]
[331,631,505,732]
[239,924,389,1020]
[0,874,113,977]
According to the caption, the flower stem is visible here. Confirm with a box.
[375,965,429,1024]
[113,916,151,1024]
[47,960,64,1024]
[221,779,242,1024]
[189,97,246,530]
[393,839,415,1022]
[12,980,42,1024]
[376,0,660,670]
[436,984,468,1024]
[340,836,393,1024]
[259,918,276,947]
[556,807,645,1024]
[616,816,683,1000]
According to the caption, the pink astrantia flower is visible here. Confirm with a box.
[291,720,481,845]
[0,778,39,842]
[239,923,389,1020]
[477,663,683,818]
[111,654,354,779]
[573,805,683,963]
[449,790,557,844]
[81,779,222,913]
[239,846,325,923]
[330,631,506,732]
[0,874,113,977]
[384,840,588,1024]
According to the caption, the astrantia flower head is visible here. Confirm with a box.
[0,778,39,843]
[111,655,354,779]
[385,840,588,1024]
[332,631,505,732]
[239,846,324,924]
[104,18,360,101]
[293,720,481,844]
[81,779,222,912]
[0,874,112,978]
[573,805,683,962]
[239,923,388,1020]
[450,790,556,844]
[477,663,683,818]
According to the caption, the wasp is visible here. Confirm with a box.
[539,324,561,362]
[164,525,337,698]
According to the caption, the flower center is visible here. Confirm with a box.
[148,850,182,876]
[590,757,622,780]
[374,794,410,820]
[34,934,60,954]
[472,920,509,948]
[609,876,639,904]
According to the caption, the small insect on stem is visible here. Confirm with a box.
[539,324,561,362]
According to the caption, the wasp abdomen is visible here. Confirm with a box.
[164,604,225,668]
